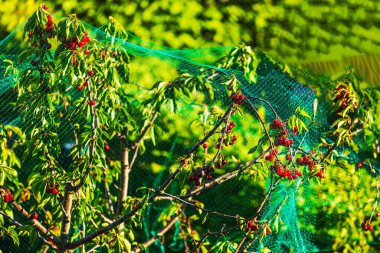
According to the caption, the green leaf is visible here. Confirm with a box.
[248,136,268,154]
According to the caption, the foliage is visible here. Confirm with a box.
[0,4,379,253]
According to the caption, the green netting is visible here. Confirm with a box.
[0,10,379,253]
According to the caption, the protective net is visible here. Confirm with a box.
[0,8,379,253]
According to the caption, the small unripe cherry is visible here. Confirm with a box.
[104,145,110,151]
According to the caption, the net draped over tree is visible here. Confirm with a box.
[0,5,379,253]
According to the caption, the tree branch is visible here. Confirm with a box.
[66,104,234,250]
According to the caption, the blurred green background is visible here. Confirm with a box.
[1,0,380,70]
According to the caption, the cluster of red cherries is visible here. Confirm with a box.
[245,221,270,235]
[46,185,59,195]
[230,93,245,105]
[188,166,216,186]
[3,192,14,203]
[273,163,303,180]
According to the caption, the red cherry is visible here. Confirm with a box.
[232,135,237,141]
[89,100,96,106]
[357,162,362,168]
[369,225,373,231]
[206,175,212,180]
[85,49,91,55]
[4,194,10,203]
[89,70,95,77]
[202,143,208,149]
[70,42,77,50]
[293,126,298,132]
[376,212,379,217]
[266,227,271,235]
[78,41,86,47]
[9,194,14,201]
[189,176,195,181]
[247,221,253,228]
[51,188,59,195]
[77,85,84,91]
[286,155,291,160]
[83,80,89,86]
[353,101,358,108]
[32,213,38,220]
[104,145,110,151]
[245,227,250,232]
[194,181,201,186]
[42,4,48,10]
[222,159,227,165]
[72,57,77,65]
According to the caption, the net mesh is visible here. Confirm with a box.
[0,12,379,253]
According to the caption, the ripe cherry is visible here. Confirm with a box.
[77,85,84,91]
[206,175,212,180]
[247,221,253,228]
[203,143,208,149]
[369,225,373,231]
[51,188,59,195]
[232,135,237,141]
[42,4,48,10]
[189,175,195,181]
[32,213,38,220]
[89,100,96,106]
[78,41,86,47]
[9,194,14,201]
[104,145,110,151]
[194,180,201,186]
[376,212,379,217]
[70,42,76,50]
[89,70,95,77]
[4,194,10,203]
[286,155,291,160]
[357,162,362,168]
